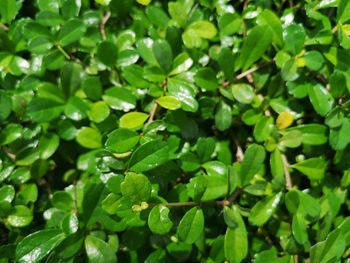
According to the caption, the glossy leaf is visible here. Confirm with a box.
[148,205,173,234]
[249,192,283,226]
[177,207,204,244]
[85,235,116,263]
[128,140,169,172]
[16,229,65,263]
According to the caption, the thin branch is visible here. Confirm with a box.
[100,11,111,41]
[282,154,293,190]
[73,180,78,217]
[236,66,259,80]
[145,79,167,126]
[234,137,244,162]
[56,44,71,60]
[0,23,9,31]
[163,188,241,207]
[146,102,158,125]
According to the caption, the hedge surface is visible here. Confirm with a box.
[1,0,350,262]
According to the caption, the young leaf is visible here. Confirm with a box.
[119,112,149,129]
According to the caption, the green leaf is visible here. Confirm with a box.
[121,173,151,203]
[167,78,198,112]
[27,98,64,122]
[0,0,22,23]
[0,185,15,203]
[82,76,102,101]
[215,100,232,131]
[292,157,327,181]
[16,229,65,263]
[253,116,274,142]
[188,21,217,39]
[194,67,218,91]
[257,9,283,47]
[201,161,228,201]
[231,83,254,104]
[279,130,303,148]
[85,235,117,263]
[105,128,139,153]
[148,205,173,234]
[60,62,83,99]
[97,41,118,67]
[218,47,235,80]
[28,36,53,54]
[304,51,325,71]
[249,192,283,226]
[170,52,193,75]
[82,183,104,226]
[218,13,242,36]
[58,18,86,47]
[0,91,12,121]
[119,112,149,129]
[329,118,350,150]
[337,0,350,23]
[284,124,328,145]
[308,84,334,117]
[156,96,181,110]
[236,25,272,71]
[6,205,33,228]
[102,87,136,112]
[52,191,73,212]
[152,39,173,73]
[64,96,89,121]
[177,207,204,244]
[240,144,266,186]
[270,149,285,190]
[76,127,102,149]
[128,140,169,172]
[292,213,308,245]
[88,101,110,123]
[283,24,305,55]
[0,123,22,145]
[224,206,248,263]
[38,133,60,159]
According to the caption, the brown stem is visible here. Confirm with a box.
[0,23,9,31]
[164,189,241,207]
[146,102,158,126]
[236,66,259,80]
[100,11,111,41]
[282,154,293,189]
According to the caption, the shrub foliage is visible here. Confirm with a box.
[1,0,350,262]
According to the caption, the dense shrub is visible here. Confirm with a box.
[1,0,350,262]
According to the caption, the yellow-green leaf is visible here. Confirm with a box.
[119,112,149,129]
[156,96,181,110]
